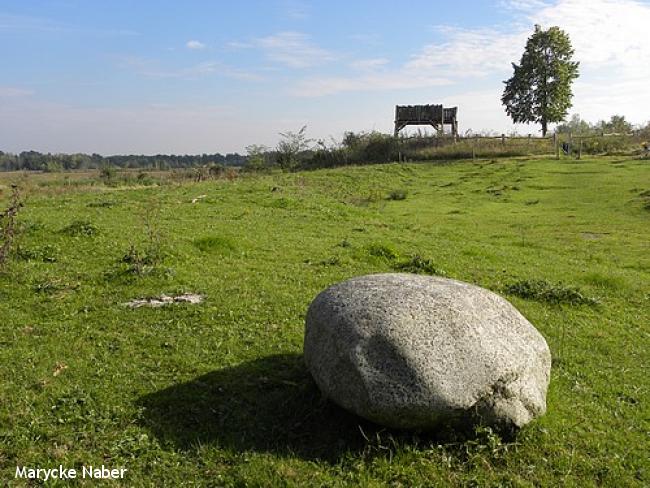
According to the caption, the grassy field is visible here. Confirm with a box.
[1,157,648,486]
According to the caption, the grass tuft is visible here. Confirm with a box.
[393,254,446,276]
[366,242,399,260]
[193,236,236,254]
[504,279,598,306]
[387,189,408,200]
[16,244,58,262]
[60,219,99,236]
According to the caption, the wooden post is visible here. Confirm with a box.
[501,134,506,146]
[554,133,560,160]
[472,136,477,160]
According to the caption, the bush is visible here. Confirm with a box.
[99,165,116,182]
[345,131,398,164]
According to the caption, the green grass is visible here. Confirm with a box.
[1,157,648,486]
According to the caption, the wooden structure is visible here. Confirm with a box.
[394,104,458,137]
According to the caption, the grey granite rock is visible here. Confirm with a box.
[304,273,551,430]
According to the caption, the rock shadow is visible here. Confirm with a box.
[137,353,385,462]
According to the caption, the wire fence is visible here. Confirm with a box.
[397,131,648,161]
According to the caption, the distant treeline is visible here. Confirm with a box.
[3,115,647,173]
[0,151,247,172]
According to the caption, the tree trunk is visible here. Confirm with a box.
[541,119,547,137]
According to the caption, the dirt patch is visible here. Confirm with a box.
[124,293,204,308]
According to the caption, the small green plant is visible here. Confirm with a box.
[337,238,352,248]
[0,185,23,268]
[318,256,342,266]
[367,243,399,260]
[87,200,116,208]
[60,220,99,237]
[16,244,58,262]
[387,189,408,201]
[117,199,168,276]
[120,245,158,275]
[504,279,598,305]
[193,236,236,254]
[393,254,445,276]
[350,189,384,206]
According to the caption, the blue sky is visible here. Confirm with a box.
[1,0,649,155]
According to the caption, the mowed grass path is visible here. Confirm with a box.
[1,157,648,486]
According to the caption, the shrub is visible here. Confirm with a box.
[277,126,313,170]
[345,131,398,164]
[99,165,116,182]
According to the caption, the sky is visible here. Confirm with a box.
[1,0,649,155]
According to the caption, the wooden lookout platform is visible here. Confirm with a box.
[394,104,458,137]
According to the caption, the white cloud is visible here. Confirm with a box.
[535,0,650,76]
[293,73,451,97]
[119,56,262,81]
[186,40,206,50]
[405,26,526,78]
[255,31,336,68]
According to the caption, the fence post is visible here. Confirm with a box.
[554,133,559,160]
[501,134,505,146]
[472,136,476,160]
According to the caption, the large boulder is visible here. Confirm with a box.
[304,273,551,430]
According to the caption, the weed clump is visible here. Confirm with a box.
[61,220,99,237]
[366,243,399,260]
[393,254,446,276]
[119,244,166,276]
[387,189,408,201]
[87,200,116,208]
[505,279,598,305]
[16,244,58,262]
[639,189,650,210]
